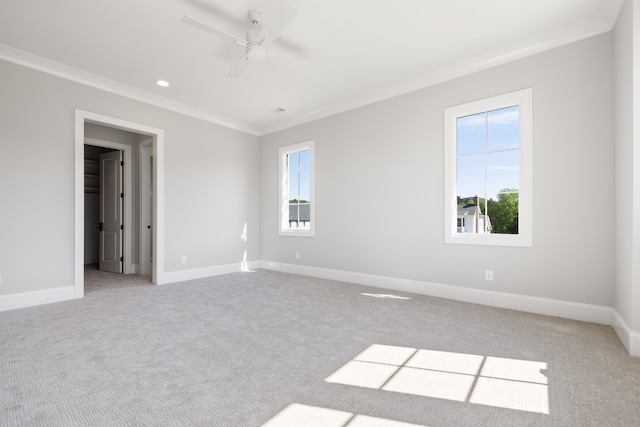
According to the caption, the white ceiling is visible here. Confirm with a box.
[0,0,624,135]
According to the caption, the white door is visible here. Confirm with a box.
[99,150,123,273]
[140,139,153,276]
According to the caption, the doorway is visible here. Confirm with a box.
[74,110,165,299]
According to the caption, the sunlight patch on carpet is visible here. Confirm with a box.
[262,403,429,427]
[325,344,549,414]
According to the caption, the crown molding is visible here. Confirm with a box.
[0,43,260,136]
[259,17,614,136]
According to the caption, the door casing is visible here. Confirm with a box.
[75,110,165,298]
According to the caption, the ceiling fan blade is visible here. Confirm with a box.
[182,15,247,46]
[226,56,251,78]
[258,1,299,46]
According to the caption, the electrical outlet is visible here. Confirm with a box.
[295,251,300,259]
[485,270,494,281]
[181,256,187,264]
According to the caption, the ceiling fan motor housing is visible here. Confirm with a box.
[247,10,262,25]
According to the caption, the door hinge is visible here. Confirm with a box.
[121,193,124,198]
[121,161,124,166]
[121,225,124,230]
[120,256,123,262]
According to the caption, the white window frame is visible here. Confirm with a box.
[444,88,532,247]
[279,140,315,237]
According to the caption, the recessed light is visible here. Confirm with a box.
[156,80,170,87]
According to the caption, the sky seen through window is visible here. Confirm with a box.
[456,105,519,200]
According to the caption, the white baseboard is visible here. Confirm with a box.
[259,261,615,326]
[0,260,259,311]
[0,286,76,312]
[162,260,261,284]
[2,261,638,357]
[611,311,640,357]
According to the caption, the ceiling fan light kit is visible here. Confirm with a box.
[246,43,266,62]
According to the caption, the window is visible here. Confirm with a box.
[280,141,314,237]
[444,89,532,246]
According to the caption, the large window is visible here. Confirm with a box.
[280,141,314,237]
[444,89,532,246]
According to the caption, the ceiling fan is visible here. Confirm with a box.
[182,1,299,78]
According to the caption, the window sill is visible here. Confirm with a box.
[279,230,315,238]
[445,233,532,247]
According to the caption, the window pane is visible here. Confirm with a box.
[457,154,485,198]
[457,112,486,155]
[289,204,299,222]
[298,203,310,227]
[299,150,310,177]
[299,177,310,202]
[486,150,519,195]
[288,152,299,177]
[488,106,519,151]
[289,179,299,202]
[486,191,519,235]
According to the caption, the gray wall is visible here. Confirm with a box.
[260,33,615,307]
[0,59,260,296]
[0,23,624,315]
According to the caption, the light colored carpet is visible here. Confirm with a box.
[1,268,639,426]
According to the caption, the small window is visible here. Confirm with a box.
[280,141,314,237]
[444,89,532,246]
